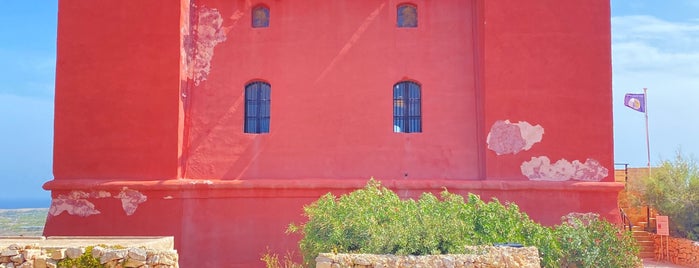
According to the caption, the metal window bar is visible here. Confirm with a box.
[244,82,271,133]
[394,81,421,133]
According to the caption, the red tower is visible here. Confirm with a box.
[45,0,621,266]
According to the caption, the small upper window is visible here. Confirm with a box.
[244,81,271,133]
[393,81,421,133]
[397,4,417,28]
[252,5,270,28]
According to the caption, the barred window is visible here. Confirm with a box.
[397,4,417,28]
[252,5,270,28]
[393,81,421,133]
[244,81,271,133]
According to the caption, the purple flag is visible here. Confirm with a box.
[624,93,645,113]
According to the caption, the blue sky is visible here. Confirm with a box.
[0,1,697,208]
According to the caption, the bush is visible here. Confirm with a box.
[286,179,639,268]
[287,179,560,267]
[557,213,640,268]
[629,150,699,240]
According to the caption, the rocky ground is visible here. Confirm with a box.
[0,208,48,236]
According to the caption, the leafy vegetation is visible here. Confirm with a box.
[0,208,47,236]
[557,213,640,268]
[628,150,699,240]
[56,246,102,268]
[284,179,639,268]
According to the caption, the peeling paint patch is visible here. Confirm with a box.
[89,190,112,198]
[487,120,544,155]
[520,156,609,182]
[185,6,227,86]
[49,191,100,217]
[115,188,147,216]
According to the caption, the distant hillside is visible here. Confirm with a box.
[0,208,48,236]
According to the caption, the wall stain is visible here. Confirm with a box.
[487,120,544,155]
[520,156,609,182]
[184,5,227,86]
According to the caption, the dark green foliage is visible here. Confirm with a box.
[629,150,699,240]
[557,214,640,268]
[56,246,103,268]
[287,179,639,268]
[288,179,560,267]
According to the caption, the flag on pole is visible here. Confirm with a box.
[624,93,646,113]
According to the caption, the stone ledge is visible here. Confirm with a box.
[43,179,624,197]
[315,246,540,268]
[0,236,178,268]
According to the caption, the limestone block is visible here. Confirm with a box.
[92,246,105,259]
[315,262,331,268]
[100,249,127,264]
[103,259,122,268]
[65,247,84,259]
[45,259,57,268]
[127,247,147,261]
[0,249,18,257]
[9,254,23,264]
[154,250,178,266]
[33,256,47,268]
[50,249,65,260]
[124,258,146,268]
[21,249,40,261]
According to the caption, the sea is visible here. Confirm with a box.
[0,198,51,209]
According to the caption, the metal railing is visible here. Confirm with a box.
[620,208,633,232]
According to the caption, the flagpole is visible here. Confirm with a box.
[644,87,651,177]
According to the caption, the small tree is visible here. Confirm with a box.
[630,150,699,240]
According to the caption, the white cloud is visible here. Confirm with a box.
[612,15,699,166]
[612,16,699,75]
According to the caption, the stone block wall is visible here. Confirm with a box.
[653,235,699,268]
[315,246,540,268]
[0,237,178,268]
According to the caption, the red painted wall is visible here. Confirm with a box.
[482,0,614,181]
[53,0,183,180]
[45,1,621,267]
[184,0,481,180]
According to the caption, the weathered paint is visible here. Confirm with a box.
[115,188,148,216]
[49,191,103,217]
[487,120,544,155]
[185,6,227,86]
[48,189,147,217]
[521,156,609,182]
[45,1,621,267]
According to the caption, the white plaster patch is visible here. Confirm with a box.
[115,188,147,216]
[186,6,227,86]
[487,120,544,155]
[89,190,112,199]
[49,191,100,217]
[520,156,609,182]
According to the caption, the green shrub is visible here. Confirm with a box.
[287,179,639,268]
[629,150,699,240]
[288,179,560,267]
[56,246,102,268]
[556,213,640,268]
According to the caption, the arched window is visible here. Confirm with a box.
[393,81,421,133]
[252,5,270,28]
[397,4,417,28]
[244,81,271,133]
